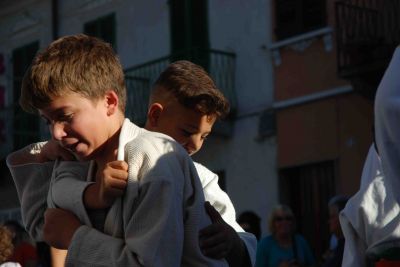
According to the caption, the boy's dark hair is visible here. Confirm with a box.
[328,195,349,212]
[20,34,126,113]
[151,60,230,119]
[237,210,261,240]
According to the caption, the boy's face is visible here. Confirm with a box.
[147,101,216,156]
[39,92,115,161]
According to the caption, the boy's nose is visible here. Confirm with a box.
[186,136,202,155]
[51,122,66,141]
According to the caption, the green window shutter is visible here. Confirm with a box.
[169,0,209,70]
[12,41,40,150]
[84,13,116,50]
[275,0,326,40]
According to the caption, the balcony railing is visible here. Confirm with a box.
[124,49,236,136]
[0,104,41,158]
[335,0,400,97]
[0,49,236,157]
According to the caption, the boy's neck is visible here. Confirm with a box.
[94,115,124,166]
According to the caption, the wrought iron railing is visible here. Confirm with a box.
[336,0,400,77]
[124,49,237,129]
[0,104,40,158]
[0,49,237,157]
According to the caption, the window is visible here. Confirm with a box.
[169,0,209,69]
[12,42,40,150]
[279,160,335,258]
[275,0,326,40]
[84,13,116,49]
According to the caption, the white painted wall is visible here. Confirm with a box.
[193,0,277,235]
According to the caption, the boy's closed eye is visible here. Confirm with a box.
[58,113,74,123]
[181,129,192,137]
[200,134,208,141]
[41,113,74,126]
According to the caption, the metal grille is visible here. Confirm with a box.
[124,49,237,129]
[336,0,400,76]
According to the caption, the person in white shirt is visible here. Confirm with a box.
[340,46,400,266]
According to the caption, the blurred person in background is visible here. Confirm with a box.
[0,225,21,267]
[321,195,348,267]
[255,204,314,267]
[238,211,262,241]
[4,221,37,267]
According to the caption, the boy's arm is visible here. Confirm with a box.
[195,163,256,266]
[6,141,68,241]
[50,247,67,267]
[43,179,184,267]
[7,141,75,165]
[201,202,252,267]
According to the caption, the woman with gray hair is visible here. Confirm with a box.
[255,204,314,267]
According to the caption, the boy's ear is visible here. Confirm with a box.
[105,90,119,116]
[147,103,163,127]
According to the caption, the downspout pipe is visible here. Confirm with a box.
[51,0,59,40]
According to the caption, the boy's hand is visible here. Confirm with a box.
[199,202,241,260]
[97,160,129,208]
[41,140,75,162]
[43,208,81,249]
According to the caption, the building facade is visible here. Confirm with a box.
[269,0,400,256]
[1,0,395,258]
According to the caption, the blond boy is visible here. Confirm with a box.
[7,34,227,267]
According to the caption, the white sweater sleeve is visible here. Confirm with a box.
[375,46,400,201]
[6,153,54,241]
[48,160,93,225]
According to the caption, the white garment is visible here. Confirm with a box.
[0,263,21,267]
[52,119,229,266]
[340,47,400,267]
[194,162,257,266]
[7,119,255,266]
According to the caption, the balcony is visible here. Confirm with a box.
[335,0,400,99]
[124,48,237,136]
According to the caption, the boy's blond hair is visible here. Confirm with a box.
[20,34,126,113]
[150,60,230,119]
